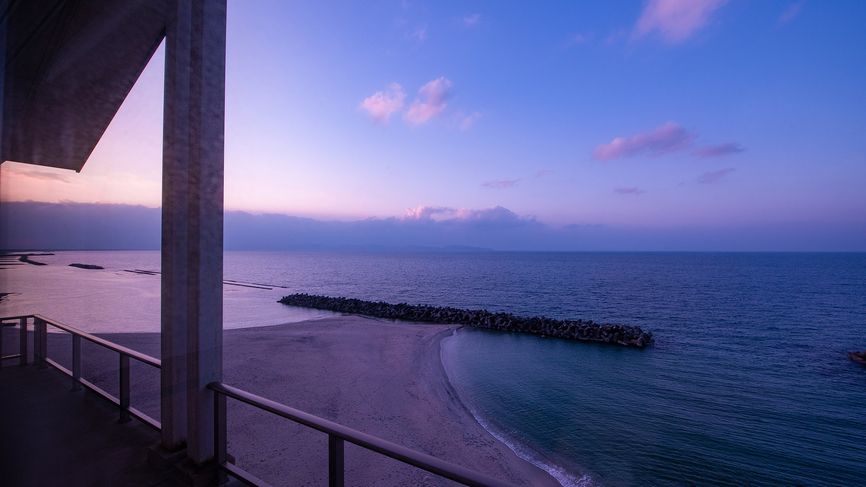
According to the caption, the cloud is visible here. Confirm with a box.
[605,28,628,44]
[463,14,480,26]
[562,223,604,230]
[412,25,427,41]
[481,178,521,189]
[698,167,735,183]
[460,111,482,130]
[360,83,406,124]
[692,142,744,157]
[402,205,455,221]
[614,187,645,195]
[592,122,697,161]
[401,205,531,225]
[536,169,550,177]
[568,33,588,45]
[405,77,453,124]
[634,0,727,43]
[5,201,863,252]
[779,1,804,24]
[400,205,531,227]
[362,79,468,127]
[11,169,73,183]
[451,206,526,224]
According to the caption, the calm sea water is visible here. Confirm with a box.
[2,251,864,486]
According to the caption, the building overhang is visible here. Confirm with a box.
[1,0,166,172]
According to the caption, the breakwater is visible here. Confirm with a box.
[18,255,47,266]
[279,293,654,348]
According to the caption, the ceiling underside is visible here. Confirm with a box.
[1,0,166,172]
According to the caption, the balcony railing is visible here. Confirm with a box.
[1,315,516,487]
[1,314,160,428]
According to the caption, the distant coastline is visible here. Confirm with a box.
[4,201,864,251]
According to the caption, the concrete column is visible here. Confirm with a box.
[161,0,226,465]
[0,7,6,162]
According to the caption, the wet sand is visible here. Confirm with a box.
[4,316,560,486]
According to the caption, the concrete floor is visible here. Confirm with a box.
[0,361,183,487]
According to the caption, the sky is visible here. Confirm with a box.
[2,0,865,250]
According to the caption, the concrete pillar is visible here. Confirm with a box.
[0,4,6,164]
[161,0,226,465]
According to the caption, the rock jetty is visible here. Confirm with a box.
[18,255,47,266]
[279,293,654,348]
[69,263,104,270]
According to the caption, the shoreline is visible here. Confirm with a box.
[441,328,593,487]
[219,316,562,486]
[432,326,566,487]
[7,316,561,486]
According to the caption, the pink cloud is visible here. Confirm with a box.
[698,167,735,183]
[11,169,72,183]
[614,187,645,195]
[359,83,406,124]
[592,122,697,161]
[463,14,480,26]
[402,205,527,224]
[634,0,727,43]
[402,205,455,221]
[460,111,482,130]
[536,168,550,177]
[779,1,804,24]
[691,142,744,158]
[405,77,453,124]
[452,206,524,223]
[481,178,521,189]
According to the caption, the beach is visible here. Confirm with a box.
[4,250,864,486]
[8,316,560,486]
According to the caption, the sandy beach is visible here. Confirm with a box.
[7,316,560,486]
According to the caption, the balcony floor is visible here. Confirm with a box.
[0,362,182,487]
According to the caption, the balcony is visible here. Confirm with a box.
[1,315,523,486]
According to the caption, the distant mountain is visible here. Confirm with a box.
[0,202,504,251]
[329,244,494,252]
[1,201,161,250]
[2,201,862,252]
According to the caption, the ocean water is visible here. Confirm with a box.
[2,251,865,486]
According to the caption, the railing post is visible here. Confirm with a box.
[329,435,345,487]
[33,317,40,365]
[35,318,47,369]
[214,389,227,483]
[19,317,27,366]
[119,353,130,423]
[71,334,82,391]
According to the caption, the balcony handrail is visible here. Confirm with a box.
[2,314,517,487]
[1,314,161,429]
[31,314,161,367]
[209,381,517,487]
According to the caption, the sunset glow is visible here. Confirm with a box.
[2,0,864,249]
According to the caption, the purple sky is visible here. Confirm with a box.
[2,0,864,250]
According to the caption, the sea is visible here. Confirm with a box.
[1,251,864,486]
